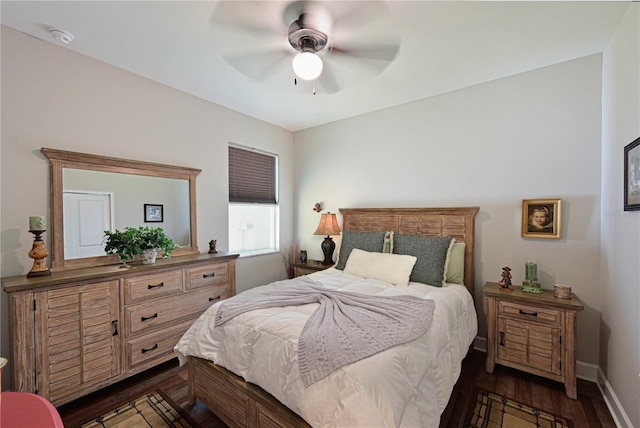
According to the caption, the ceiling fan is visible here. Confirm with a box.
[211,1,401,94]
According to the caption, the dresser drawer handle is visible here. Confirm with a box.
[148,282,164,290]
[111,320,119,336]
[141,344,158,354]
[141,313,158,322]
[519,309,538,317]
[203,273,216,278]
[499,331,505,346]
[209,296,221,303]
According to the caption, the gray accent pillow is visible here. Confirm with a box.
[392,234,454,286]
[335,231,387,270]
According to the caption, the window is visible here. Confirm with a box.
[228,145,279,255]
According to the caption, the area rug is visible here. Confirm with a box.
[467,387,574,428]
[80,391,197,428]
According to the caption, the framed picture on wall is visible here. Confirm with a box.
[521,198,562,239]
[144,204,163,222]
[624,137,640,211]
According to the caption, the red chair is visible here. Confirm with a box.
[1,392,65,428]
[1,358,64,428]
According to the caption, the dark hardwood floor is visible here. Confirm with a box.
[57,350,616,427]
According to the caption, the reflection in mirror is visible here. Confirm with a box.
[63,169,191,259]
[42,147,200,270]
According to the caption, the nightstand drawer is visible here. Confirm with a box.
[295,267,321,277]
[498,317,561,375]
[499,301,562,324]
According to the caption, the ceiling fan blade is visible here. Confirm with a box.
[223,49,291,82]
[317,62,340,94]
[211,1,283,38]
[331,42,400,62]
[330,1,394,35]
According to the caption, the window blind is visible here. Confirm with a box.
[228,146,277,204]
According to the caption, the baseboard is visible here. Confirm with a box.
[473,336,486,352]
[576,360,598,383]
[597,368,634,428]
[473,335,631,427]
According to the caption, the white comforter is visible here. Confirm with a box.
[174,268,478,428]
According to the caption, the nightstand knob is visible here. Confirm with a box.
[519,309,538,317]
[499,331,505,346]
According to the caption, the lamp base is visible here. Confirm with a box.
[320,236,335,265]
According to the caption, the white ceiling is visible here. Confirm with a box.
[1,1,630,132]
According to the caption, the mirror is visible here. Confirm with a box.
[43,148,201,270]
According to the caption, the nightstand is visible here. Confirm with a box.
[292,259,333,277]
[483,282,584,399]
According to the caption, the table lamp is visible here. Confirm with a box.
[313,212,341,265]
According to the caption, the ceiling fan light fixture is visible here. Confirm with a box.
[292,52,323,80]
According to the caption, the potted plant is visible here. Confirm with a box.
[104,226,179,265]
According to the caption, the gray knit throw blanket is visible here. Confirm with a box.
[215,276,435,387]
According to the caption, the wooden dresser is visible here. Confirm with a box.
[2,252,238,406]
[483,281,584,399]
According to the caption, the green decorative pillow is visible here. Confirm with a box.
[335,231,386,270]
[445,243,465,284]
[392,234,454,286]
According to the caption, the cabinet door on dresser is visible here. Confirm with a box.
[34,280,120,404]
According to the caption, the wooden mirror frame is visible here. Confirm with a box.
[42,148,201,270]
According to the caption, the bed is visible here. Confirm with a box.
[175,207,479,428]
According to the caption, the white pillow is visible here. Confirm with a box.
[344,248,417,286]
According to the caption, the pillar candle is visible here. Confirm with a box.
[29,216,46,231]
[525,261,537,281]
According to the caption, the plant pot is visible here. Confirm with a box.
[142,248,158,265]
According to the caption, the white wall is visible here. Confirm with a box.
[294,55,604,368]
[0,26,294,389]
[601,4,640,427]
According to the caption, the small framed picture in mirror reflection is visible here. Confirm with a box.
[144,204,163,222]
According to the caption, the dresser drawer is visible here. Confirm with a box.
[124,270,183,304]
[185,262,229,290]
[125,285,227,336]
[125,319,194,371]
[498,301,562,324]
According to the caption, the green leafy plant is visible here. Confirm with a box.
[104,226,179,264]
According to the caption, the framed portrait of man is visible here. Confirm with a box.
[521,199,562,239]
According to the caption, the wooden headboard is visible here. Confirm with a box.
[339,207,479,295]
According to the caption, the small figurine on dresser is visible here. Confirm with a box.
[208,239,217,254]
[499,266,512,289]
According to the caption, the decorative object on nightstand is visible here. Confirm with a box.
[27,216,51,278]
[522,259,542,293]
[554,283,572,299]
[498,266,512,289]
[208,239,218,254]
[314,212,341,265]
[299,250,307,263]
[483,281,584,399]
[292,259,332,277]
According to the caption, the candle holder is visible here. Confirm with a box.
[522,259,542,293]
[27,230,51,278]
